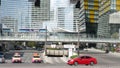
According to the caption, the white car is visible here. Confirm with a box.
[0,55,5,63]
[12,53,22,63]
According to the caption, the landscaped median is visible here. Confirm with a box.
[70,55,78,59]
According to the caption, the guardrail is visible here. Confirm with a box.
[0,36,120,43]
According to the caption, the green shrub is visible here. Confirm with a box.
[70,55,78,59]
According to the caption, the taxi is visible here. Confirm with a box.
[12,53,22,63]
[32,52,41,63]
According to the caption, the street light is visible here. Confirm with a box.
[77,27,80,55]
[77,20,80,56]
[44,26,47,51]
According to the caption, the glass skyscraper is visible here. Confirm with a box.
[0,0,50,36]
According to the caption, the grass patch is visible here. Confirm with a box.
[70,55,78,59]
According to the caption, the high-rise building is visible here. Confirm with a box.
[57,7,65,29]
[0,0,50,35]
[78,0,99,37]
[97,0,120,38]
[1,0,19,33]
[52,0,75,32]
[31,0,50,22]
[73,8,79,32]
[20,0,50,31]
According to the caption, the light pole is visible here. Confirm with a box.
[77,20,80,56]
[44,26,47,51]
[77,27,80,55]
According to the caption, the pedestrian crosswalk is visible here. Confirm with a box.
[22,53,33,63]
[4,50,70,64]
[5,57,69,64]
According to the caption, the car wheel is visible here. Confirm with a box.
[69,64,73,66]
[90,62,94,66]
[40,60,44,63]
[74,62,78,66]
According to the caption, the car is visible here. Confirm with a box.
[32,52,41,63]
[0,52,4,56]
[116,48,120,52]
[67,55,97,66]
[0,55,5,63]
[15,46,22,50]
[12,53,22,63]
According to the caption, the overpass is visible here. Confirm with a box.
[0,36,120,43]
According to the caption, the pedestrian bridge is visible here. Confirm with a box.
[0,36,120,43]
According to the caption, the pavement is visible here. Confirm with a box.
[86,48,120,57]
[41,51,69,64]
[1,49,120,68]
[3,49,120,64]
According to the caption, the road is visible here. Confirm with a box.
[1,49,120,68]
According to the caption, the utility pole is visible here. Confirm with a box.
[77,21,80,56]
[44,26,47,51]
[77,28,80,56]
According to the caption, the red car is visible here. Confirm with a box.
[67,55,97,66]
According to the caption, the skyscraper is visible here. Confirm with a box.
[97,0,120,38]
[78,0,99,37]
[1,0,19,34]
[57,7,65,29]
[52,0,76,32]
[73,7,80,32]
[0,0,50,36]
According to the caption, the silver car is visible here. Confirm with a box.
[0,55,5,63]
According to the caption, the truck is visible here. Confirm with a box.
[45,48,68,57]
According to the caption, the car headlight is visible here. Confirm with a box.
[70,59,74,61]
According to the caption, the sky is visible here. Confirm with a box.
[50,0,70,10]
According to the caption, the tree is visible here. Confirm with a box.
[111,32,119,39]
[27,41,36,47]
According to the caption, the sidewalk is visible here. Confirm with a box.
[87,48,120,57]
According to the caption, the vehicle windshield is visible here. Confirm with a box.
[14,56,20,58]
[33,56,40,58]
[0,56,3,58]
[0,53,4,55]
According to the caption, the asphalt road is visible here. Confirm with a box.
[1,49,120,68]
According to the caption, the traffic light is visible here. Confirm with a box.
[35,0,40,7]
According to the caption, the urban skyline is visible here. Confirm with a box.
[0,0,79,33]
[0,0,120,38]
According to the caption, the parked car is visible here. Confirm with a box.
[0,55,5,63]
[0,52,4,56]
[32,52,41,63]
[67,55,97,66]
[12,53,22,63]
[116,48,120,52]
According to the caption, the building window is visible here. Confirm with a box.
[111,0,116,9]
